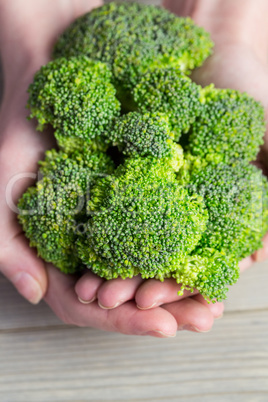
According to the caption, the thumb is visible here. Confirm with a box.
[254,233,268,263]
[0,130,48,305]
[0,231,48,304]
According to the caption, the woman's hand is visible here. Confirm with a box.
[77,0,268,327]
[122,0,268,315]
[0,0,223,337]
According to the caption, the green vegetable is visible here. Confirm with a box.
[179,158,267,260]
[53,2,213,90]
[27,56,120,146]
[133,67,202,139]
[17,2,268,302]
[18,149,114,273]
[108,112,174,158]
[77,152,208,282]
[188,85,265,163]
[172,250,240,302]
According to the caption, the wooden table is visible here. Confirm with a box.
[1,261,268,402]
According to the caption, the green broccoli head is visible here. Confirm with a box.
[188,85,266,163]
[27,56,120,143]
[54,132,109,155]
[133,68,202,139]
[260,175,268,238]
[172,249,240,302]
[108,112,174,158]
[18,180,79,273]
[18,149,114,273]
[53,2,213,90]
[77,155,208,281]
[181,157,266,260]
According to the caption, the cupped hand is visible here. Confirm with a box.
[75,2,268,329]
[0,0,102,305]
[0,0,224,337]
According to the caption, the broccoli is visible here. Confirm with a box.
[188,85,266,163]
[77,153,208,281]
[53,2,213,90]
[27,56,120,147]
[18,149,114,273]
[133,67,202,139]
[17,2,268,303]
[180,158,267,260]
[108,112,174,158]
[263,176,268,234]
[172,249,240,302]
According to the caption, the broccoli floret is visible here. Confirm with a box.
[18,149,114,273]
[27,56,120,144]
[77,155,208,281]
[54,132,109,154]
[172,249,239,302]
[181,157,266,259]
[108,112,174,158]
[133,68,202,139]
[262,176,268,237]
[188,85,266,163]
[53,2,213,90]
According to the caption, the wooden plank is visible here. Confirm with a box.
[225,259,268,312]
[0,274,62,330]
[0,260,267,331]
[0,309,268,401]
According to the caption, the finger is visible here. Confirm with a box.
[162,297,215,333]
[239,232,268,271]
[135,278,198,310]
[253,233,268,263]
[239,256,254,272]
[44,264,178,338]
[0,232,47,304]
[0,120,55,304]
[97,275,144,309]
[75,271,105,304]
[191,294,225,319]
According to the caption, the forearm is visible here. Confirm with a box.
[164,0,268,61]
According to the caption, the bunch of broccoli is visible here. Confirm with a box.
[18,2,268,303]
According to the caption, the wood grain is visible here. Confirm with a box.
[0,309,268,402]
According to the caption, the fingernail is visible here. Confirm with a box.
[182,325,211,333]
[98,300,123,310]
[12,272,43,304]
[137,302,157,310]
[78,296,96,305]
[145,330,177,338]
